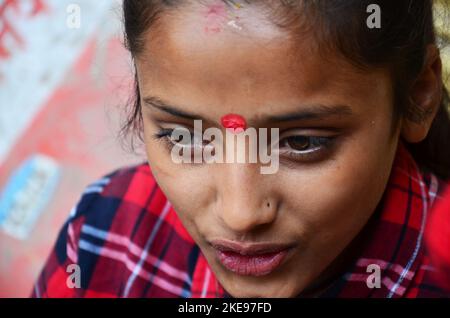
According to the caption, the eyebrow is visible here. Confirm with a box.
[267,104,353,122]
[143,96,204,121]
[143,96,354,124]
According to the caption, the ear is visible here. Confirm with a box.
[401,45,443,143]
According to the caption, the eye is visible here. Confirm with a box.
[280,136,331,153]
[277,134,335,163]
[153,127,206,149]
[282,136,310,152]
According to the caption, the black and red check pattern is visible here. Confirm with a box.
[31,141,449,298]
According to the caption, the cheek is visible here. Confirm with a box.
[145,147,206,239]
[143,123,214,227]
[282,126,398,246]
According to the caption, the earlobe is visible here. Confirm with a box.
[401,119,430,143]
[401,45,443,143]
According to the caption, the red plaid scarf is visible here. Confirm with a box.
[32,141,449,298]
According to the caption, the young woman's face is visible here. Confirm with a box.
[136,2,401,297]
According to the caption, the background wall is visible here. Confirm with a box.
[0,0,142,297]
[0,0,449,298]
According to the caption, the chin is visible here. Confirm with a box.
[219,276,301,298]
[225,286,297,298]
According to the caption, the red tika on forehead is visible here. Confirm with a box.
[221,113,247,132]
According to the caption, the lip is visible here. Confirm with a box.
[210,239,294,277]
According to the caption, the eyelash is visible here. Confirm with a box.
[153,128,336,163]
[154,129,183,151]
[153,128,202,148]
[153,128,182,142]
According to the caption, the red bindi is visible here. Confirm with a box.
[221,114,247,133]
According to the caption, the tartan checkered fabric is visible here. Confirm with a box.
[31,141,450,298]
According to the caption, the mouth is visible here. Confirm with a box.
[210,239,295,277]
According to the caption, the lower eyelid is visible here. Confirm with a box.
[278,147,322,157]
[279,148,329,166]
[159,135,176,150]
[279,137,336,161]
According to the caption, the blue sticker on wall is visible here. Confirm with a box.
[0,154,60,239]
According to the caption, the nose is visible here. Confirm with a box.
[216,163,279,234]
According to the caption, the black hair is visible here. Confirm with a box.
[122,0,450,179]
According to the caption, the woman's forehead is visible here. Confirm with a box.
[136,1,392,120]
[171,0,288,39]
